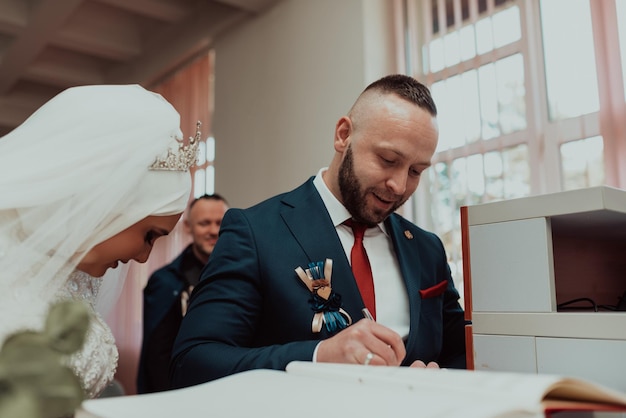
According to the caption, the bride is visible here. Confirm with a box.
[0,84,197,398]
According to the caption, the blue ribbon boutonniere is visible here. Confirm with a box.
[295,258,352,334]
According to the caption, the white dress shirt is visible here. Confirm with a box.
[312,169,410,338]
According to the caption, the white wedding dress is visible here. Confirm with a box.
[64,270,119,398]
[1,269,118,399]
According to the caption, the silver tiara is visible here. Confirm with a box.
[149,121,201,171]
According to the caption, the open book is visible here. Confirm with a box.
[76,362,626,418]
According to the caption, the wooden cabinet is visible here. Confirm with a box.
[462,186,626,393]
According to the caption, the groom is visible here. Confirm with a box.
[171,74,468,388]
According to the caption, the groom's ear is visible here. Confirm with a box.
[334,116,352,153]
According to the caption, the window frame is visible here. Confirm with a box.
[399,0,626,295]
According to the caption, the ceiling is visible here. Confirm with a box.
[0,0,281,136]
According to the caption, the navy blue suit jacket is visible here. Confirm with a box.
[171,178,467,388]
[137,245,192,393]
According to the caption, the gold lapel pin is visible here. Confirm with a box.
[404,230,413,239]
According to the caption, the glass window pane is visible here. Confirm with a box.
[493,5,521,48]
[205,165,215,195]
[460,25,476,62]
[484,151,504,201]
[466,154,485,204]
[461,70,482,143]
[194,169,206,198]
[560,136,605,190]
[444,31,461,67]
[429,38,445,73]
[617,0,626,99]
[206,136,215,162]
[502,144,530,198]
[432,79,466,151]
[433,72,482,150]
[443,75,466,149]
[475,16,493,55]
[540,0,599,119]
[496,53,527,134]
[478,63,500,139]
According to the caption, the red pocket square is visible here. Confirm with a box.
[419,280,448,299]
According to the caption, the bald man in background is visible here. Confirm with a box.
[137,194,228,393]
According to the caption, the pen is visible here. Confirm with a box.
[362,308,374,321]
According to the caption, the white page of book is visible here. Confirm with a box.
[285,362,626,408]
[77,367,549,418]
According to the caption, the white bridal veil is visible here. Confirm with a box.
[0,84,192,330]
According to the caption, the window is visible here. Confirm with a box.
[151,50,216,199]
[193,51,217,198]
[405,0,626,298]
[193,136,216,197]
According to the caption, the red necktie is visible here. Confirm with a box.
[344,219,376,319]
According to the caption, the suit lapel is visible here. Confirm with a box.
[279,179,366,324]
[385,215,423,354]
[277,180,427,336]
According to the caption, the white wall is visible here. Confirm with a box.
[212,0,399,209]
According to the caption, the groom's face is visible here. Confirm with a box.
[336,94,438,226]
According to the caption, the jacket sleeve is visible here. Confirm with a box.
[170,208,318,389]
[437,265,468,369]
